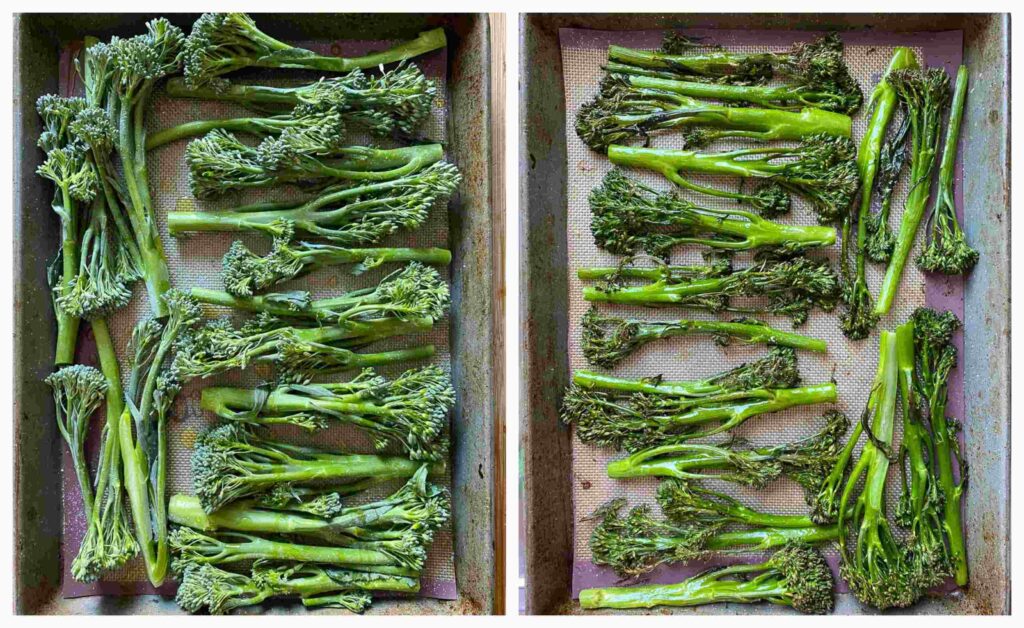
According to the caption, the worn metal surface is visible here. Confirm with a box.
[13,12,500,615]
[519,13,1010,616]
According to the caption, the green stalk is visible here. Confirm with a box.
[580,562,778,609]
[119,403,164,584]
[147,116,295,149]
[169,488,441,541]
[572,370,724,397]
[251,28,446,73]
[634,319,828,353]
[853,49,918,276]
[175,532,403,568]
[645,384,837,439]
[608,45,775,80]
[54,184,81,365]
[615,73,850,112]
[874,70,950,315]
[607,443,765,479]
[704,525,840,549]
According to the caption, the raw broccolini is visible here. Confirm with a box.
[608,31,858,107]
[119,290,202,587]
[168,162,460,243]
[191,261,450,326]
[602,66,860,114]
[175,561,411,615]
[181,12,446,90]
[200,365,454,461]
[590,170,836,257]
[912,308,968,586]
[221,222,451,297]
[81,20,184,317]
[153,63,436,149]
[608,134,859,224]
[189,424,439,513]
[184,132,446,198]
[176,313,436,380]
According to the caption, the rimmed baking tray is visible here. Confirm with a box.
[14,12,502,615]
[520,12,1009,615]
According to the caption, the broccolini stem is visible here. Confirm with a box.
[90,318,126,529]
[175,531,401,568]
[54,184,81,365]
[651,383,837,439]
[704,525,840,550]
[607,45,775,80]
[636,319,828,353]
[616,73,849,112]
[579,565,780,609]
[147,117,297,149]
[572,370,724,397]
[252,28,446,74]
[854,48,917,278]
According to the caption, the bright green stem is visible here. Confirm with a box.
[253,28,446,73]
[296,246,453,269]
[582,275,728,304]
[618,73,849,112]
[54,186,81,365]
[607,443,735,479]
[643,384,836,439]
[855,48,918,276]
[147,117,289,150]
[610,143,788,181]
[580,564,782,609]
[637,319,828,353]
[89,319,126,528]
[704,524,840,550]
[183,534,401,568]
[572,370,724,397]
[170,486,441,538]
[119,402,167,586]
[200,386,387,428]
[936,66,968,201]
[608,45,775,80]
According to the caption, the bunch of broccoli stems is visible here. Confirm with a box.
[37,13,461,614]
[565,34,971,613]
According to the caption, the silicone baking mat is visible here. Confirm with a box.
[56,37,457,600]
[559,27,966,597]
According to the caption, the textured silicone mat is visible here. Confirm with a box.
[559,28,966,596]
[56,38,457,600]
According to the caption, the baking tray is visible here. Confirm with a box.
[519,13,1009,615]
[14,12,502,615]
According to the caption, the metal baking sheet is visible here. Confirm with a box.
[14,12,500,615]
[520,13,1009,616]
